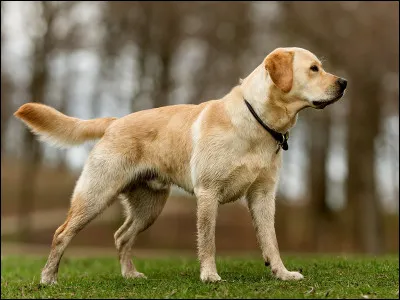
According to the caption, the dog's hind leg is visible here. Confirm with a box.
[114,183,170,279]
[40,150,134,285]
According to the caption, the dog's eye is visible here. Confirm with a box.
[310,65,319,72]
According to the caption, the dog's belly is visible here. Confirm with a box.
[171,176,195,195]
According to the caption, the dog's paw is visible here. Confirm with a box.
[40,273,58,285]
[123,271,147,279]
[200,271,221,283]
[273,269,304,281]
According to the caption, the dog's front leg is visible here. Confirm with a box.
[195,188,221,282]
[247,182,304,281]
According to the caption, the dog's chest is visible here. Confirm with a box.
[219,146,277,203]
[192,137,278,204]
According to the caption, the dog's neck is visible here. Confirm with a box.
[225,63,302,135]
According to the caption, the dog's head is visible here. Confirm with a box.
[264,47,347,109]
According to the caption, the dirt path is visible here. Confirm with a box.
[1,207,117,236]
[1,242,197,258]
[1,194,200,236]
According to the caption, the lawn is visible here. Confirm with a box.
[1,255,398,299]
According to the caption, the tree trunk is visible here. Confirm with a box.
[18,2,52,242]
[308,109,333,251]
[1,73,11,154]
[154,54,172,108]
[18,62,46,241]
[1,7,11,155]
[345,78,384,254]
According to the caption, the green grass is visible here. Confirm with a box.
[1,255,398,299]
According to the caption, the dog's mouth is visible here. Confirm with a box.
[312,93,344,109]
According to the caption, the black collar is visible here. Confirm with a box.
[243,99,289,153]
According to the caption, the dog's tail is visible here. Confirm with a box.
[14,103,117,148]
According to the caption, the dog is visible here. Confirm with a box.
[14,47,347,284]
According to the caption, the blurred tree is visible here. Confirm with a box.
[1,61,12,154]
[95,2,181,111]
[127,2,153,110]
[279,1,399,253]
[96,2,252,108]
[306,109,334,251]
[92,1,130,116]
[185,2,252,104]
[147,2,181,108]
[2,1,397,253]
[18,1,78,240]
[1,1,12,154]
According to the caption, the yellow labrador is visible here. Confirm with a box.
[15,47,347,284]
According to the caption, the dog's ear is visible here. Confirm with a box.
[265,48,294,93]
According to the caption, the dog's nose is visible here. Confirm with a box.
[338,78,347,90]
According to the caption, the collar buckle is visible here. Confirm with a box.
[280,132,289,150]
[276,134,289,154]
